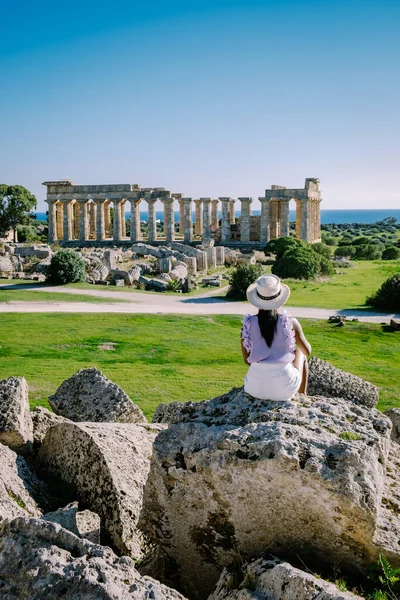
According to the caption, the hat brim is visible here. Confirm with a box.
[246,281,290,310]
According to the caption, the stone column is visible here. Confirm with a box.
[315,200,321,241]
[202,198,212,241]
[89,202,97,239]
[259,198,270,244]
[239,197,253,242]
[269,200,280,239]
[229,199,236,224]
[104,202,112,238]
[280,200,290,237]
[299,200,310,241]
[179,199,185,235]
[113,199,123,241]
[56,202,63,240]
[62,200,73,242]
[78,199,90,241]
[94,199,106,241]
[47,201,58,243]
[147,199,158,242]
[215,246,225,265]
[120,201,127,238]
[182,198,193,243]
[211,199,219,230]
[219,198,231,243]
[130,198,142,243]
[162,198,175,242]
[73,201,80,239]
[194,199,203,236]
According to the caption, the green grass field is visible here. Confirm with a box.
[0,288,125,303]
[0,313,398,418]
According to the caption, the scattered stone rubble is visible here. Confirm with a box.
[0,363,398,600]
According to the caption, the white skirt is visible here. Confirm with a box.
[244,361,301,401]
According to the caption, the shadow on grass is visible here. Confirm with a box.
[0,282,49,290]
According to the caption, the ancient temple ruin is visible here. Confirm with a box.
[43,178,321,245]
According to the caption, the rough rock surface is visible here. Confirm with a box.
[385,408,400,442]
[209,556,362,600]
[31,406,71,452]
[138,276,169,291]
[308,357,379,408]
[48,367,146,423]
[0,376,33,450]
[0,517,188,600]
[37,421,164,558]
[0,443,47,522]
[41,501,101,544]
[144,387,398,599]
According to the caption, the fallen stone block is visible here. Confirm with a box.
[0,517,188,600]
[138,276,169,292]
[31,406,71,452]
[209,555,363,600]
[48,367,146,423]
[144,387,398,599]
[37,421,164,557]
[308,356,379,408]
[385,408,400,442]
[0,376,33,451]
[41,501,101,544]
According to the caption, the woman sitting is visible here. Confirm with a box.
[241,274,311,401]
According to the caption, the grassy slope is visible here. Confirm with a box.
[0,289,125,303]
[0,313,398,419]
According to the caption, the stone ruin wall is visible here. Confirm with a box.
[43,178,322,246]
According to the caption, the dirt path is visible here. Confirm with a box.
[0,283,398,322]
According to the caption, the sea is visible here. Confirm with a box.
[34,209,400,225]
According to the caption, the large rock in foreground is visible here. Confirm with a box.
[209,555,362,600]
[0,443,46,522]
[0,376,33,451]
[31,406,71,453]
[308,357,379,408]
[48,367,146,423]
[0,517,188,600]
[143,387,398,599]
[37,421,163,558]
[385,408,400,443]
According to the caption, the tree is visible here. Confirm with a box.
[272,247,321,280]
[0,185,37,242]
[382,246,400,260]
[47,250,86,285]
[264,236,307,259]
[366,273,400,311]
[227,263,264,300]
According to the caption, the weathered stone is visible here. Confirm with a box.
[182,256,197,275]
[31,406,71,452]
[209,556,363,600]
[308,357,379,408]
[0,376,33,451]
[41,501,101,544]
[0,254,14,272]
[111,268,132,285]
[144,387,398,599]
[48,367,146,423]
[0,517,188,600]
[374,440,400,554]
[14,245,52,259]
[35,257,51,273]
[215,246,225,265]
[0,443,45,522]
[103,249,117,270]
[37,421,164,557]
[129,265,143,281]
[170,261,188,281]
[132,243,171,259]
[236,253,256,265]
[138,276,169,292]
[202,276,221,287]
[159,257,172,273]
[390,318,400,331]
[115,278,125,287]
[385,408,400,442]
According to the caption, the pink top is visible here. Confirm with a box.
[241,311,296,364]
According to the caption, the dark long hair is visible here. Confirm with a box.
[258,309,279,347]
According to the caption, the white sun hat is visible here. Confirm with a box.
[246,274,290,310]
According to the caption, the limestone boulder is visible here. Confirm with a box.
[0,517,188,600]
[308,356,379,408]
[111,268,133,285]
[31,406,71,452]
[170,261,188,281]
[129,265,143,281]
[0,253,15,272]
[138,276,169,292]
[132,243,173,259]
[37,421,164,558]
[0,376,33,451]
[41,501,101,544]
[48,367,146,423]
[209,556,363,600]
[385,408,400,442]
[0,443,48,522]
[144,387,398,599]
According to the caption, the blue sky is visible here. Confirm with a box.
[1,0,399,211]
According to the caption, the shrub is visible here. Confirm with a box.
[47,249,86,284]
[334,245,356,258]
[353,244,383,260]
[272,247,321,280]
[321,235,336,246]
[227,263,264,300]
[382,246,400,260]
[366,273,400,311]
[352,236,370,246]
[264,237,307,259]
[312,242,333,259]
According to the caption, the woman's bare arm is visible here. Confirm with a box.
[292,318,312,356]
[240,335,250,365]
